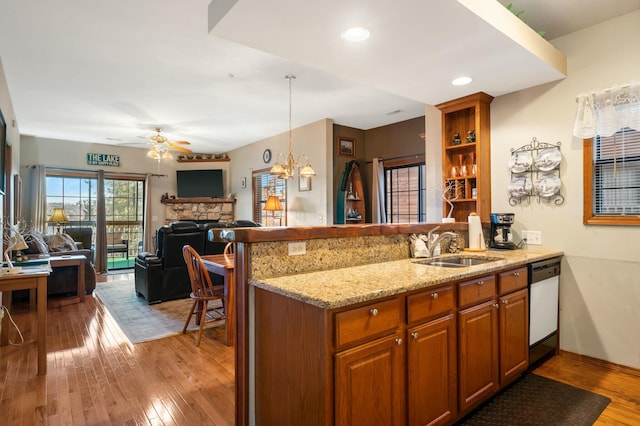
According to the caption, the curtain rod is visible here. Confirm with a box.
[575,82,637,102]
[365,154,425,164]
[22,165,166,177]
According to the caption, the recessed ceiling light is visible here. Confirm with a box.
[452,76,472,86]
[341,27,370,42]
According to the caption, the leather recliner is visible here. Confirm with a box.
[134,220,260,304]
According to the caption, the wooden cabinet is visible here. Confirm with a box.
[458,299,499,414]
[335,332,406,426]
[334,298,404,425]
[436,92,493,222]
[406,285,457,426]
[254,265,532,425]
[498,267,529,385]
[499,288,529,385]
[407,314,457,426]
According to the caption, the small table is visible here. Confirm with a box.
[0,269,49,375]
[49,255,86,306]
[201,254,235,346]
[22,255,86,307]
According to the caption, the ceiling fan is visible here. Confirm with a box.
[145,127,192,159]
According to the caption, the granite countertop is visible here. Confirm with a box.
[250,248,563,309]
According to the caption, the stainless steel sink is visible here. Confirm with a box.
[414,256,503,268]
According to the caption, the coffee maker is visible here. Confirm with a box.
[490,213,517,249]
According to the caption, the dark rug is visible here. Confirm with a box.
[457,373,611,425]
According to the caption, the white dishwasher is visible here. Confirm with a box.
[528,257,561,366]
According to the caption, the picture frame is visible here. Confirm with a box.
[299,175,311,192]
[337,136,356,157]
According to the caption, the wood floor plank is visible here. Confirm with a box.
[534,352,640,425]
[3,271,639,425]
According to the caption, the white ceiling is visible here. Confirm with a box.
[0,0,637,154]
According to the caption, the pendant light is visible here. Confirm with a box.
[270,75,316,180]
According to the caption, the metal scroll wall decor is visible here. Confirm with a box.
[508,137,564,206]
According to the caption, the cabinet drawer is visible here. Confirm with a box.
[458,275,496,308]
[407,285,454,324]
[335,298,401,348]
[498,267,528,295]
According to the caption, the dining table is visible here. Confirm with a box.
[201,253,235,346]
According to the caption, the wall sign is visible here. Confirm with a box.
[87,153,120,167]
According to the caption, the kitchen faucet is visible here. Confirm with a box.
[426,226,458,257]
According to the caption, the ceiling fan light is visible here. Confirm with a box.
[147,149,160,159]
[162,151,173,160]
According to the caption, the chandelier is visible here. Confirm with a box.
[146,143,173,161]
[270,75,316,180]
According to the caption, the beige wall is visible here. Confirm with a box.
[229,118,333,226]
[19,136,231,233]
[489,11,640,368]
[0,58,21,226]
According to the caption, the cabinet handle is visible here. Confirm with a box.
[477,281,484,286]
[369,308,379,316]
[431,292,439,299]
[411,332,419,340]
[513,272,520,277]
[493,303,499,308]
[502,299,509,305]
[395,338,403,345]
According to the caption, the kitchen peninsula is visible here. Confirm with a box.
[214,223,562,425]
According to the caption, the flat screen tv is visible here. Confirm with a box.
[176,169,224,198]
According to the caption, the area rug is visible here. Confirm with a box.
[457,373,611,425]
[93,279,224,344]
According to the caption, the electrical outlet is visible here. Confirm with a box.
[523,230,542,245]
[0,306,4,319]
[288,241,306,256]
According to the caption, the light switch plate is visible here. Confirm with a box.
[523,230,542,245]
[288,241,306,256]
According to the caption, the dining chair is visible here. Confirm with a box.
[223,242,234,258]
[182,245,226,346]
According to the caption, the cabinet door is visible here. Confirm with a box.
[499,288,529,385]
[458,299,499,414]
[408,314,457,426]
[335,333,406,426]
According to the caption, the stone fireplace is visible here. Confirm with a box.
[161,197,235,224]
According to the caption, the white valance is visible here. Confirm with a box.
[573,81,640,138]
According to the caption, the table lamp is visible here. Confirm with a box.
[3,225,28,274]
[263,194,283,226]
[48,208,69,234]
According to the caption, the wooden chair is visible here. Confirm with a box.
[182,245,226,346]
[223,242,234,259]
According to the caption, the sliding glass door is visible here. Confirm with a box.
[46,171,146,270]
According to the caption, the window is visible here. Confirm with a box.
[252,170,286,226]
[584,128,640,225]
[46,170,146,269]
[46,172,98,230]
[384,159,426,223]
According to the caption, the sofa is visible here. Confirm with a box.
[21,231,97,298]
[134,220,260,304]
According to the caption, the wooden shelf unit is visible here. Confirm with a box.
[437,92,493,223]
[341,161,365,224]
[176,158,230,163]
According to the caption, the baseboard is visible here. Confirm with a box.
[559,350,640,377]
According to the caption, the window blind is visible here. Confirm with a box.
[593,128,640,215]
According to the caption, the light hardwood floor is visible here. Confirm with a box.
[0,272,234,425]
[1,272,639,425]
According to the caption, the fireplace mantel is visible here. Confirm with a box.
[161,198,235,224]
